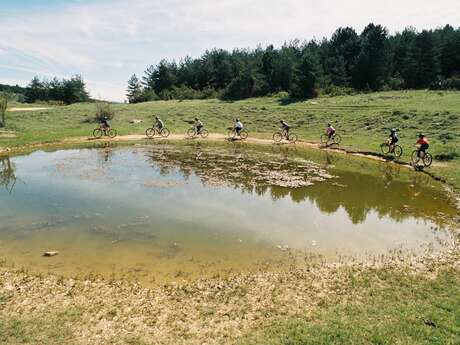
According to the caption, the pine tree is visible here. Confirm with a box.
[126,74,143,103]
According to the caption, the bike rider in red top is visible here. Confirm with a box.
[416,133,429,158]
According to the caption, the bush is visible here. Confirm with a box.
[433,77,460,90]
[200,87,219,99]
[323,85,356,97]
[137,89,159,102]
[0,91,25,103]
[435,152,459,161]
[171,85,203,100]
[94,102,114,122]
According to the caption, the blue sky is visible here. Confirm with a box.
[1,0,459,101]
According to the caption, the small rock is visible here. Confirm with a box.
[43,251,59,257]
[129,119,143,124]
[277,244,290,251]
[423,319,437,328]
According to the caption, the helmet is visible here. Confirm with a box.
[236,118,240,122]
[419,133,424,138]
[155,116,159,119]
[327,123,331,127]
[280,120,284,123]
[195,117,198,121]
[391,128,396,132]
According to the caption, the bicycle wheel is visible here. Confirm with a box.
[273,132,283,143]
[333,134,342,144]
[145,128,156,138]
[93,128,103,139]
[380,143,390,155]
[160,128,170,137]
[228,129,236,139]
[200,129,209,138]
[288,133,298,143]
[411,150,421,165]
[240,130,248,140]
[423,152,433,167]
[320,134,329,144]
[108,129,117,138]
[187,128,196,138]
[393,145,403,158]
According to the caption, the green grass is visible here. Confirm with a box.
[1,90,460,188]
[240,268,460,345]
[0,308,81,344]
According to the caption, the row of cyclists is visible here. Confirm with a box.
[99,116,430,164]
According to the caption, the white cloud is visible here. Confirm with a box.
[0,0,459,101]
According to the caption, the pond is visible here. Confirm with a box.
[0,141,458,284]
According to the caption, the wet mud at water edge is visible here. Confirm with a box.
[0,141,458,285]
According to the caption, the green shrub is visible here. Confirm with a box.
[435,77,460,90]
[94,102,114,122]
[324,85,356,97]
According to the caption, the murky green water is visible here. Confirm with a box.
[0,141,458,283]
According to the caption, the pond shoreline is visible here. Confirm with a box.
[0,133,456,192]
[1,236,458,344]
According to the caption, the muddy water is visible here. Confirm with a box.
[0,141,457,284]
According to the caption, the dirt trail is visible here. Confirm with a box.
[63,133,393,164]
[7,107,51,112]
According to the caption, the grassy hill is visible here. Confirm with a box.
[1,90,459,188]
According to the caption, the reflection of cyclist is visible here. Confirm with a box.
[388,128,398,152]
[235,118,244,136]
[326,123,335,139]
[416,133,429,158]
[155,116,164,130]
[194,117,204,134]
[280,120,290,137]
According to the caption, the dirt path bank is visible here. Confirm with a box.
[7,107,51,112]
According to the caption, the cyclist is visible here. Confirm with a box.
[235,118,244,136]
[155,116,164,130]
[280,120,290,138]
[100,116,110,130]
[416,133,429,158]
[326,123,335,139]
[194,117,204,134]
[388,128,399,152]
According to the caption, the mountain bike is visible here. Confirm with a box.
[273,129,298,143]
[380,140,403,158]
[145,126,170,138]
[228,128,248,140]
[411,148,432,167]
[187,127,209,138]
[93,126,117,139]
[320,133,342,145]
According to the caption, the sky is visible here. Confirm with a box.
[1,0,459,102]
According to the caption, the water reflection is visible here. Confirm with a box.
[141,143,456,227]
[0,156,17,193]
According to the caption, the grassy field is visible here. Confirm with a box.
[1,90,459,187]
[240,268,460,345]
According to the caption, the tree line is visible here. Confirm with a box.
[127,24,460,103]
[22,75,90,104]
